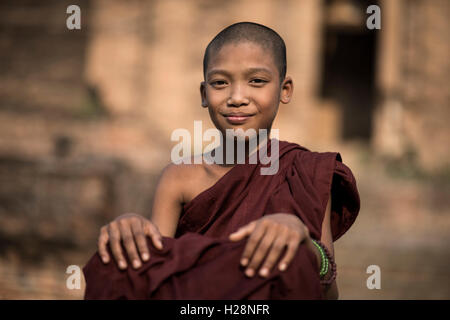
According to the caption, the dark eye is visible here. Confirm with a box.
[210,80,227,87]
[250,78,267,84]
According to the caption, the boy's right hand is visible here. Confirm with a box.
[98,213,163,270]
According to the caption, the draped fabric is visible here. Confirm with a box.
[83,140,360,299]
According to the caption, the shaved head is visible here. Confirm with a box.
[203,22,287,83]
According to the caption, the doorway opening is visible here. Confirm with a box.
[320,0,378,141]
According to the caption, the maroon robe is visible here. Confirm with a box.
[83,140,360,299]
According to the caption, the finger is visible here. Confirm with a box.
[118,220,142,269]
[98,226,110,263]
[144,222,163,250]
[108,222,127,270]
[229,222,256,241]
[239,222,267,273]
[246,227,278,277]
[130,218,150,262]
[259,234,288,277]
[278,233,302,271]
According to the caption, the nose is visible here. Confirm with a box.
[227,83,250,107]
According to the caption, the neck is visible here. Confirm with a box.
[213,132,271,167]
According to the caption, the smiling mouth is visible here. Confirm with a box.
[223,113,255,124]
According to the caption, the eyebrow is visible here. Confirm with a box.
[207,67,273,79]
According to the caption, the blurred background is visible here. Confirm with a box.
[0,0,449,299]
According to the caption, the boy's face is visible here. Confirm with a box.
[200,41,293,139]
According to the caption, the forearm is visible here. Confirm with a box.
[305,237,321,268]
[305,237,338,299]
[324,281,339,299]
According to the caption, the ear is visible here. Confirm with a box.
[200,81,208,108]
[279,76,293,104]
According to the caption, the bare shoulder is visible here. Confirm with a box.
[150,161,206,237]
[158,158,209,204]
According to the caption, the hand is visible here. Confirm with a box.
[98,213,163,270]
[229,213,311,278]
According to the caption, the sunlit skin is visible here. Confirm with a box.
[200,41,293,157]
[200,42,328,279]
[96,40,338,299]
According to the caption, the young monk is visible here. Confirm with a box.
[83,22,360,300]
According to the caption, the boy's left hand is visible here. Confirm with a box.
[229,213,311,278]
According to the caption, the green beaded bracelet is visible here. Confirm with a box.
[311,239,329,278]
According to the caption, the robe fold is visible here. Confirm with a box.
[83,140,360,299]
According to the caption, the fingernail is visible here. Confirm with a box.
[245,268,254,277]
[133,260,141,269]
[119,261,127,269]
[142,253,149,261]
[279,263,287,271]
[259,268,269,277]
[101,256,108,263]
[241,258,248,266]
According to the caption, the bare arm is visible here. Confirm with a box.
[299,194,337,298]
[149,163,184,237]
[229,193,338,300]
[97,163,184,269]
[319,194,339,299]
